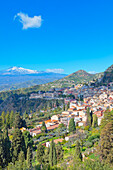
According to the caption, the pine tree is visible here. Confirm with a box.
[69,118,76,133]
[11,128,26,163]
[3,127,11,166]
[36,144,45,164]
[27,147,32,169]
[92,114,98,128]
[99,121,113,164]
[74,141,82,161]
[49,140,57,166]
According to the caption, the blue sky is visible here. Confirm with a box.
[0,0,113,74]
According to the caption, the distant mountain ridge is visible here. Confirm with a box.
[0,66,67,91]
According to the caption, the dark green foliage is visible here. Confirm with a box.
[86,108,92,127]
[44,147,49,165]
[74,141,82,161]
[37,144,45,164]
[1,111,5,127]
[49,140,57,166]
[99,122,113,164]
[11,128,26,163]
[0,131,5,168]
[14,113,23,129]
[18,150,25,169]
[100,110,113,129]
[41,121,47,133]
[69,118,76,133]
[10,110,14,128]
[23,131,33,149]
[27,147,33,169]
[6,111,10,128]
[71,159,111,170]
[3,127,11,165]
[56,143,64,162]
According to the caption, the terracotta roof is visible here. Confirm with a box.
[47,124,59,130]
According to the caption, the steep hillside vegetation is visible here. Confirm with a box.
[99,64,113,85]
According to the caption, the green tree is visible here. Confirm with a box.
[6,111,10,128]
[41,122,47,133]
[10,110,14,128]
[36,144,45,164]
[74,141,82,161]
[86,107,92,127]
[44,147,49,165]
[3,127,11,166]
[67,102,70,110]
[69,118,76,133]
[0,131,5,168]
[92,114,98,128]
[49,140,57,166]
[11,128,26,163]
[99,121,113,164]
[23,131,33,150]
[14,113,23,129]
[18,150,25,169]
[100,110,113,129]
[1,111,5,127]
[56,143,63,162]
[63,104,65,111]
[27,147,32,169]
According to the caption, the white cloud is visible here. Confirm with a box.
[14,12,42,29]
[46,69,64,74]
[88,71,97,74]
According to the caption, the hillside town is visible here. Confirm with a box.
[27,84,113,137]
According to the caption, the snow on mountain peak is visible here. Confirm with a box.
[6,66,39,74]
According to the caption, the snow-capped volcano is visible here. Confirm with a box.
[3,66,39,75]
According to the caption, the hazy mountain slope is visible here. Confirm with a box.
[99,64,113,85]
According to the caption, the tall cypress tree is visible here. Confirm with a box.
[99,122,113,164]
[49,140,57,166]
[3,127,11,166]
[36,144,45,164]
[56,143,63,162]
[0,131,5,168]
[1,111,5,128]
[11,128,26,163]
[14,113,23,129]
[74,141,82,161]
[18,150,25,169]
[41,122,47,133]
[86,107,92,127]
[10,110,14,128]
[69,118,76,133]
[27,147,32,169]
[92,114,98,128]
[6,112,10,128]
